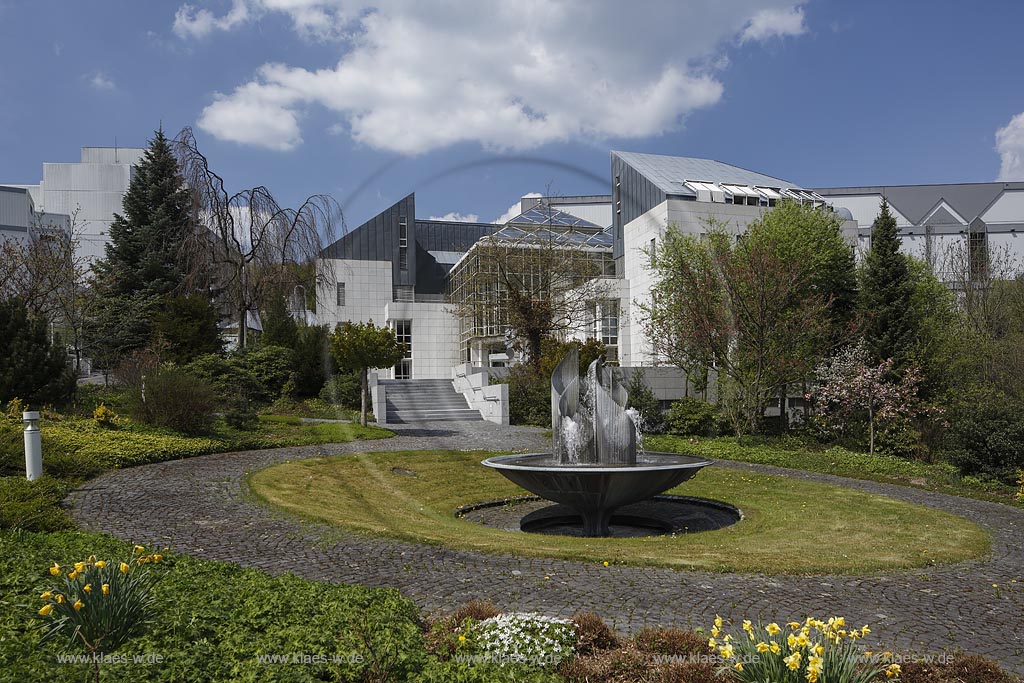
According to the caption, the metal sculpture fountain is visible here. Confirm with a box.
[482,348,713,536]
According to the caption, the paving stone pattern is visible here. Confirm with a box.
[66,422,1024,674]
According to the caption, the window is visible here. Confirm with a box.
[614,175,621,217]
[394,286,414,302]
[336,282,345,306]
[392,319,412,379]
[597,300,619,364]
[969,229,988,282]
[399,216,408,271]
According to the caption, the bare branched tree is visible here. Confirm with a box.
[448,202,614,368]
[173,128,342,348]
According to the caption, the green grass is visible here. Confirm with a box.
[247,450,990,575]
[645,435,1023,506]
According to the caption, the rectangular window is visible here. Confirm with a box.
[399,216,408,271]
[393,319,412,379]
[336,282,345,306]
[969,229,988,282]
[598,300,619,364]
[394,286,414,302]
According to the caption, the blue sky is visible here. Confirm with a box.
[1,1,1023,229]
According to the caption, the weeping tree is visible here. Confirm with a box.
[173,128,341,349]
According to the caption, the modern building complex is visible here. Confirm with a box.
[815,181,1024,281]
[3,146,146,263]
[316,151,860,392]
[0,184,70,245]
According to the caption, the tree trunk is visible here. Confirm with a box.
[360,368,368,427]
[527,329,543,371]
[778,383,789,432]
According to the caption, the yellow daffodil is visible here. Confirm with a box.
[49,563,61,576]
[814,644,824,656]
[807,671,819,682]
[602,561,609,567]
[55,594,64,604]
[73,562,86,573]
[708,637,717,648]
[119,562,130,574]
[718,643,735,660]
[458,635,466,642]
[710,626,720,637]
[67,570,79,581]
[134,545,145,554]
[733,661,744,672]
[848,631,860,641]
[83,584,92,593]
[860,626,871,636]
[73,599,84,611]
[883,651,893,660]
[788,633,799,649]
[88,555,96,563]
[808,655,823,669]
[756,642,770,653]
[38,604,54,616]
[784,652,802,670]
[102,584,110,595]
[40,591,52,600]
[742,619,753,631]
[723,634,732,643]
[796,633,810,648]
[886,663,902,678]
[834,617,845,628]
[95,560,107,568]
[153,554,163,563]
[714,615,723,629]
[769,641,781,654]
[787,621,801,629]
[766,622,781,636]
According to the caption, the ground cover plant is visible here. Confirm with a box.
[246,450,989,574]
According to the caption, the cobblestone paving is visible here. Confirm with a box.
[66,422,1024,674]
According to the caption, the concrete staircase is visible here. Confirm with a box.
[381,379,483,423]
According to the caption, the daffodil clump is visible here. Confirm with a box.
[35,545,164,664]
[460,612,577,670]
[707,615,901,682]
[1015,469,1023,503]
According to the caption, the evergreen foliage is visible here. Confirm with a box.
[625,369,664,434]
[859,199,920,369]
[259,294,299,350]
[152,294,223,365]
[0,298,75,406]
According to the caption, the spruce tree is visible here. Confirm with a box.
[859,199,919,369]
[0,298,75,406]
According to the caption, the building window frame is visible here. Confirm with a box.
[336,282,345,307]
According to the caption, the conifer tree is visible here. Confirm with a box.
[859,199,920,369]
[0,298,75,405]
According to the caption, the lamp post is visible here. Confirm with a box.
[24,411,42,481]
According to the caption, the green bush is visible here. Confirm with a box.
[625,369,664,434]
[943,389,1024,482]
[0,297,76,407]
[124,368,217,436]
[291,324,334,398]
[506,365,550,427]
[0,477,72,531]
[238,345,294,403]
[319,371,362,409]
[666,397,719,437]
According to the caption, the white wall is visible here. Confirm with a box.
[553,202,613,228]
[317,258,393,328]
[980,190,1024,225]
[384,301,461,379]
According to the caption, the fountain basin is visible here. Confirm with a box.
[481,452,713,536]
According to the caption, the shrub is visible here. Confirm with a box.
[320,371,362,410]
[92,403,118,428]
[943,389,1024,482]
[633,626,706,656]
[235,345,294,403]
[899,654,1018,683]
[506,365,550,427]
[626,370,665,435]
[572,612,618,655]
[0,476,71,531]
[666,397,719,437]
[124,368,217,436]
[224,403,259,430]
[291,324,334,398]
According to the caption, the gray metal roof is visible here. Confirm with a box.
[612,151,802,195]
[814,182,1024,225]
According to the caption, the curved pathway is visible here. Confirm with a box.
[66,423,1024,674]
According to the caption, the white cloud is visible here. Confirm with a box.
[173,0,251,39]
[740,6,806,44]
[428,212,481,223]
[88,71,116,90]
[494,193,542,224]
[183,1,809,154]
[996,112,1024,181]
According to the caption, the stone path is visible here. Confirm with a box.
[66,422,1024,674]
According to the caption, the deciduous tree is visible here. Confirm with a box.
[329,321,406,426]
